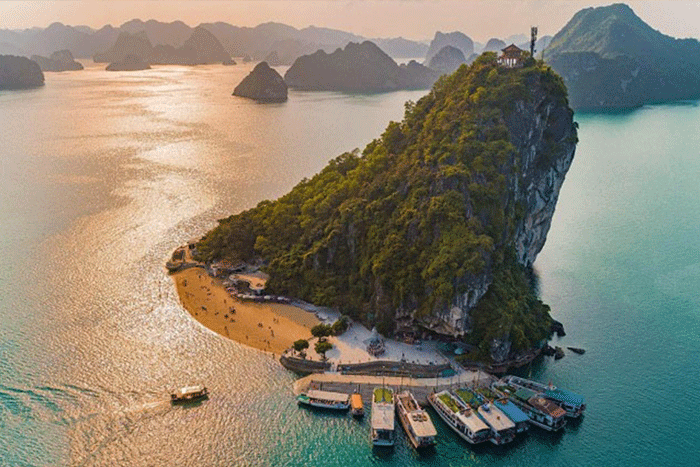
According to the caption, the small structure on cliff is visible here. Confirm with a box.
[498,44,525,68]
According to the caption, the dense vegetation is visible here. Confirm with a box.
[197,54,571,361]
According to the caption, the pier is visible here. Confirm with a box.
[293,370,496,406]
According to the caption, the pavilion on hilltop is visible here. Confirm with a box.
[498,44,525,68]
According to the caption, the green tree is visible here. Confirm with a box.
[311,323,332,338]
[292,339,309,353]
[314,340,333,359]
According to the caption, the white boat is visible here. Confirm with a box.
[371,387,395,447]
[501,375,586,418]
[296,389,350,411]
[428,390,491,444]
[171,385,208,403]
[454,388,516,445]
[395,391,437,450]
[494,384,567,431]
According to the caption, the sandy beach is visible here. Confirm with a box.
[172,267,319,354]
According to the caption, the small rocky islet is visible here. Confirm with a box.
[0,55,45,90]
[233,61,287,102]
[30,50,83,72]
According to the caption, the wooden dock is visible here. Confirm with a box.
[293,371,496,406]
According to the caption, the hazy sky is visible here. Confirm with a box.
[2,1,699,42]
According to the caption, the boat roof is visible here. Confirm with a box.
[494,400,530,423]
[529,396,567,418]
[179,385,204,394]
[456,408,489,433]
[306,390,349,403]
[478,404,515,432]
[545,388,585,406]
[371,403,395,430]
[398,393,436,438]
[373,387,393,403]
[514,387,538,401]
[351,394,363,409]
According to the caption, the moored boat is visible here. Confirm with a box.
[171,385,208,403]
[395,391,437,450]
[351,392,364,418]
[494,385,566,431]
[297,389,350,411]
[454,388,516,445]
[371,387,395,447]
[428,390,491,444]
[493,398,531,433]
[501,375,586,418]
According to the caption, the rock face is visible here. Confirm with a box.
[233,61,287,102]
[263,50,282,67]
[31,50,84,72]
[172,26,230,64]
[425,31,474,65]
[0,55,45,89]
[285,41,439,92]
[428,45,466,75]
[105,55,151,71]
[546,3,700,109]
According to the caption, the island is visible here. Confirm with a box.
[284,41,439,92]
[233,61,288,102]
[106,55,151,71]
[545,3,700,110]
[0,55,45,89]
[424,31,474,65]
[185,52,577,368]
[30,50,83,72]
[428,45,466,75]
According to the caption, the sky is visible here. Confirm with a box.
[1,1,699,42]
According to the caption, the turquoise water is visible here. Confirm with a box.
[1,63,699,466]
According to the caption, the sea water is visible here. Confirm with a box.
[1,62,699,466]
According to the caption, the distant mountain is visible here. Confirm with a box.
[94,27,229,65]
[0,55,44,89]
[31,50,83,71]
[425,31,473,64]
[483,38,506,52]
[284,41,439,92]
[428,45,466,75]
[373,37,428,58]
[106,54,151,71]
[545,3,700,109]
[518,36,552,58]
[94,31,153,63]
[119,19,192,48]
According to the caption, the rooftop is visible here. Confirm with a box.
[306,389,349,403]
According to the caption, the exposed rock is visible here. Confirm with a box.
[284,41,439,92]
[425,31,474,65]
[484,38,506,52]
[554,346,565,359]
[567,346,585,354]
[551,320,566,337]
[105,55,151,71]
[233,61,287,102]
[428,45,466,75]
[263,50,282,67]
[31,50,83,72]
[541,344,556,356]
[173,26,230,64]
[94,31,153,63]
[0,55,45,89]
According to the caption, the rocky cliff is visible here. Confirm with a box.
[94,31,153,63]
[0,55,45,89]
[424,31,474,65]
[284,41,439,92]
[233,61,287,101]
[428,45,466,75]
[196,54,577,363]
[31,50,83,71]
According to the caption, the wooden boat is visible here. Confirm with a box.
[428,390,491,444]
[371,387,395,447]
[296,389,350,411]
[493,385,567,431]
[395,391,436,450]
[351,392,364,418]
[171,385,208,403]
[501,375,586,418]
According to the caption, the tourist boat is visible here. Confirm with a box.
[371,387,395,447]
[493,384,566,431]
[454,388,516,445]
[171,385,208,403]
[351,392,364,418]
[428,390,491,444]
[475,387,530,434]
[296,389,350,411]
[501,375,586,418]
[395,391,437,450]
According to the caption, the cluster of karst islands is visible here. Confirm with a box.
[2,3,699,365]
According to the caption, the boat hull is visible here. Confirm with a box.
[297,397,350,411]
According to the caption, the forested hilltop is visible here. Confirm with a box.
[197,54,578,363]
